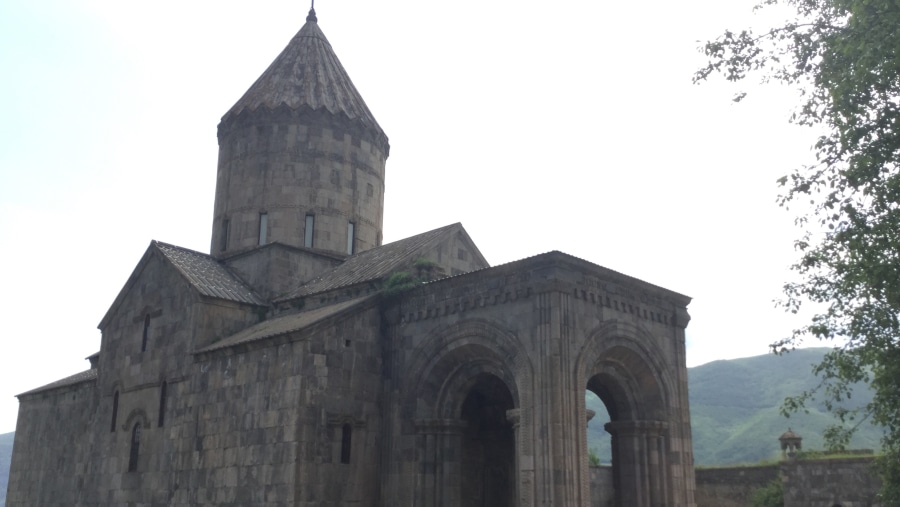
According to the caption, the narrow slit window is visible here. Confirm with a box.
[346,222,355,255]
[128,423,141,472]
[158,381,167,427]
[141,314,150,352]
[304,214,315,248]
[258,213,268,245]
[340,423,352,464]
[110,391,119,433]
[220,219,230,252]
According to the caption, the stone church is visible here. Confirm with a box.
[7,8,697,507]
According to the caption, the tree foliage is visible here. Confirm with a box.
[695,0,900,503]
[588,447,601,467]
[752,477,784,507]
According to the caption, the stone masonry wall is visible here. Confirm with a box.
[589,465,614,507]
[382,253,695,507]
[782,456,881,507]
[181,302,384,506]
[6,381,98,506]
[693,464,779,507]
[212,115,387,258]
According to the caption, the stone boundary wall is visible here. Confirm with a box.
[588,457,880,507]
[589,466,614,507]
[694,464,780,507]
[782,456,881,507]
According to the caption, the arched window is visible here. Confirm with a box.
[110,391,119,433]
[258,212,268,245]
[158,381,167,427]
[340,423,352,464]
[346,222,355,255]
[128,423,141,472]
[304,214,315,248]
[220,218,230,252]
[141,314,150,352]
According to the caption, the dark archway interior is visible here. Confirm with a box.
[460,373,515,507]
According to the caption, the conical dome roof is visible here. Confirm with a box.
[779,428,802,441]
[222,8,385,139]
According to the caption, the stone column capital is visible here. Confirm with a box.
[604,420,668,437]
[506,408,522,429]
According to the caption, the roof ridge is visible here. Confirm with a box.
[152,240,214,258]
[196,295,376,354]
[17,369,98,398]
[274,223,464,302]
[154,241,267,307]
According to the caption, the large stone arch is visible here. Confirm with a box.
[402,318,535,507]
[405,318,532,419]
[575,319,678,507]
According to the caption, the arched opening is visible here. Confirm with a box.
[158,381,167,427]
[459,373,515,507]
[586,372,630,507]
[128,423,141,472]
[586,391,613,465]
[582,345,669,507]
[110,391,119,433]
[141,314,150,352]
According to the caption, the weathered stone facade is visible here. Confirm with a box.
[7,8,697,506]
[782,456,882,507]
[693,465,780,507]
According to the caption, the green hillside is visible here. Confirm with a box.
[587,348,884,466]
[0,431,13,507]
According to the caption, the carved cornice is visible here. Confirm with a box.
[573,275,686,328]
[400,286,534,325]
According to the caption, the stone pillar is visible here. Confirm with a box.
[508,407,535,507]
[507,409,523,507]
[414,419,466,507]
[605,420,669,507]
[584,409,596,507]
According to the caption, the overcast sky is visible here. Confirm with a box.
[0,0,822,434]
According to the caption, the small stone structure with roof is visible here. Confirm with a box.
[6,8,697,507]
[779,428,803,458]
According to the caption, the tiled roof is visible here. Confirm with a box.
[222,9,385,142]
[155,242,266,306]
[196,296,372,353]
[277,223,461,301]
[18,369,98,397]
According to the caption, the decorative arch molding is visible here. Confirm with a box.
[435,359,517,420]
[109,382,123,397]
[122,408,151,432]
[575,319,675,420]
[404,318,534,421]
[573,319,686,507]
[326,413,367,429]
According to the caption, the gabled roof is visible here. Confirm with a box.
[222,8,385,141]
[99,241,266,329]
[276,223,475,301]
[155,242,265,306]
[196,296,374,354]
[17,369,97,398]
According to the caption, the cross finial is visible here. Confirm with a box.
[307,0,317,23]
